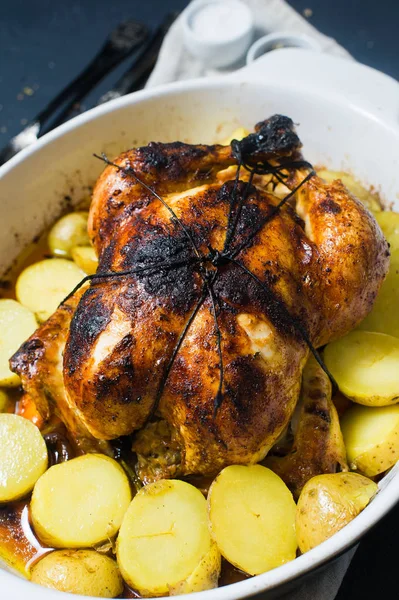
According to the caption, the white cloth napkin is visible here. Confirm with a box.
[146,0,352,87]
[146,2,355,598]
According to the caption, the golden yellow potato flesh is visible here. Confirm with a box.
[16,258,86,322]
[0,414,47,502]
[296,472,378,553]
[31,549,123,597]
[208,465,297,576]
[71,245,98,275]
[117,479,213,597]
[31,454,131,547]
[341,403,399,476]
[324,330,399,406]
[0,299,37,387]
[48,212,90,258]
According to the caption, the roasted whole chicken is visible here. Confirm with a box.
[11,115,389,483]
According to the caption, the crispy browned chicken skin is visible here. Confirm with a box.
[11,116,389,480]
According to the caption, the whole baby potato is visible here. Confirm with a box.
[296,472,378,553]
[31,549,123,597]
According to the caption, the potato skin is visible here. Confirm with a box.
[296,473,378,553]
[341,404,399,476]
[169,542,221,595]
[31,549,123,597]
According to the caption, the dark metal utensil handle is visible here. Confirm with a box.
[40,19,149,133]
[97,13,177,104]
[0,19,149,166]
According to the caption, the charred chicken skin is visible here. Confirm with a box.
[11,116,389,482]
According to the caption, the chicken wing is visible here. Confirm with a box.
[10,291,112,456]
[265,355,348,499]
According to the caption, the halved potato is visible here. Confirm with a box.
[324,330,399,406]
[316,169,381,211]
[71,245,98,275]
[341,404,399,476]
[31,549,123,597]
[48,211,90,258]
[0,299,38,386]
[208,465,297,575]
[16,258,86,322]
[31,454,131,547]
[0,414,48,502]
[117,479,215,597]
[169,542,221,595]
[296,472,378,553]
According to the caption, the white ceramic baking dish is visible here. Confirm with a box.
[1,48,399,600]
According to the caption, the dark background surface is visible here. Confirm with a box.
[0,1,398,598]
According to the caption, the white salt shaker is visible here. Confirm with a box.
[182,0,254,68]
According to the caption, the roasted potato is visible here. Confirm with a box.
[0,414,48,502]
[208,465,297,575]
[31,454,131,547]
[117,479,217,597]
[169,542,221,596]
[324,330,399,406]
[48,211,90,258]
[341,404,399,476]
[16,258,86,322]
[317,169,381,212]
[71,245,98,275]
[0,299,37,386]
[296,472,377,553]
[31,549,123,597]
